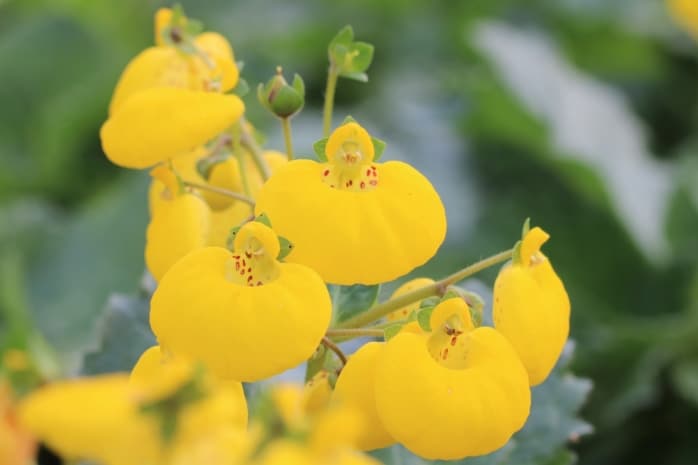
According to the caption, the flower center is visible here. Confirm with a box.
[226,222,281,286]
[320,146,379,192]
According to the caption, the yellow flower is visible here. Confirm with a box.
[148,147,207,214]
[18,374,161,465]
[145,166,211,282]
[668,0,698,38]
[109,8,239,114]
[0,380,35,465]
[385,277,435,321]
[205,150,287,210]
[255,121,446,285]
[253,440,382,465]
[150,221,332,381]
[493,226,570,386]
[374,297,531,460]
[207,202,253,248]
[100,87,244,169]
[332,342,395,451]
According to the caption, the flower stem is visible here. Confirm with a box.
[281,117,294,160]
[182,181,255,206]
[321,336,347,366]
[239,117,271,181]
[326,328,384,340]
[336,249,513,329]
[322,65,339,137]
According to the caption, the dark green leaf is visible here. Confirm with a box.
[330,284,380,324]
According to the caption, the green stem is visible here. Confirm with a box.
[182,181,255,206]
[281,117,294,160]
[239,118,271,181]
[326,328,384,340]
[336,249,513,329]
[322,65,339,137]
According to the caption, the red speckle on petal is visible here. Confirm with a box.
[235,262,240,271]
[360,181,365,189]
[369,180,378,186]
[323,169,330,176]
[450,336,457,346]
[247,267,252,273]
[442,348,449,360]
[366,169,371,176]
[348,180,353,186]
[257,281,263,286]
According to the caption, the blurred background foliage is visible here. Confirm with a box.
[1,0,697,464]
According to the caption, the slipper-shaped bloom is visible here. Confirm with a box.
[100,87,243,169]
[150,221,332,381]
[109,8,239,114]
[374,297,531,460]
[332,342,395,451]
[493,226,570,386]
[255,121,446,285]
[145,166,211,282]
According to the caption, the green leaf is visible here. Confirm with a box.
[329,284,380,324]
[277,236,294,261]
[313,138,329,162]
[416,306,435,332]
[383,324,402,341]
[254,213,273,227]
[371,137,386,160]
[81,293,156,375]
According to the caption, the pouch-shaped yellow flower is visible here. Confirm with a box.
[145,167,211,282]
[18,374,161,465]
[493,226,570,386]
[101,87,243,169]
[374,298,531,460]
[150,221,332,381]
[332,342,395,451]
[255,121,446,285]
[148,147,207,214]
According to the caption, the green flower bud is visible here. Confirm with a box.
[257,67,305,118]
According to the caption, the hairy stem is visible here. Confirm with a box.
[182,181,255,206]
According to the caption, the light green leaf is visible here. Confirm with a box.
[372,137,386,160]
[329,284,381,324]
[313,138,329,162]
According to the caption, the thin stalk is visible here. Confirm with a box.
[336,249,513,329]
[239,117,271,180]
[326,328,384,339]
[281,117,294,160]
[321,336,347,366]
[322,65,339,137]
[182,181,255,206]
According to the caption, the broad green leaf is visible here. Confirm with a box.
[329,284,381,324]
[81,293,155,375]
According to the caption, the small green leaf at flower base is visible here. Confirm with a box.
[226,225,243,250]
[522,217,531,239]
[313,138,328,162]
[342,115,358,125]
[277,236,294,261]
[254,213,273,228]
[420,296,440,308]
[233,78,249,97]
[340,72,368,83]
[383,323,402,341]
[345,42,374,73]
[372,137,386,160]
[417,306,436,332]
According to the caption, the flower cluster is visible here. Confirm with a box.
[12,6,572,465]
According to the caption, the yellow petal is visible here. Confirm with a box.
[194,32,239,92]
[669,0,698,38]
[148,147,207,215]
[101,88,243,169]
[374,328,530,460]
[150,246,331,381]
[520,226,549,267]
[255,160,446,285]
[207,202,252,248]
[145,192,211,282]
[154,8,173,45]
[386,278,435,321]
[332,342,395,451]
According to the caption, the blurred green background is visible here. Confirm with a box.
[1,0,698,464]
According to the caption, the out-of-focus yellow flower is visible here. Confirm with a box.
[18,374,161,465]
[256,120,446,285]
[253,440,382,465]
[149,148,207,214]
[109,8,239,115]
[493,226,570,386]
[101,87,244,169]
[332,342,395,451]
[145,166,211,282]
[668,0,698,38]
[150,221,332,381]
[0,380,35,465]
[385,277,435,322]
[374,297,531,460]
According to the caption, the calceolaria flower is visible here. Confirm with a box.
[150,221,332,381]
[668,0,698,38]
[493,226,570,386]
[109,7,239,114]
[332,342,395,451]
[256,120,446,285]
[145,166,211,282]
[374,297,531,460]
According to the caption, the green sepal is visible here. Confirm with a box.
[184,18,204,36]
[328,25,354,53]
[258,70,305,118]
[225,225,243,251]
[383,323,402,341]
[236,60,245,72]
[417,305,436,332]
[277,236,294,261]
[345,42,374,73]
[341,115,357,125]
[440,289,461,302]
[292,73,305,97]
[371,137,386,160]
[340,72,368,82]
[196,150,230,180]
[254,213,273,227]
[257,82,271,111]
[233,78,249,97]
[512,239,523,265]
[313,138,328,162]
[522,217,531,239]
[420,296,440,308]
